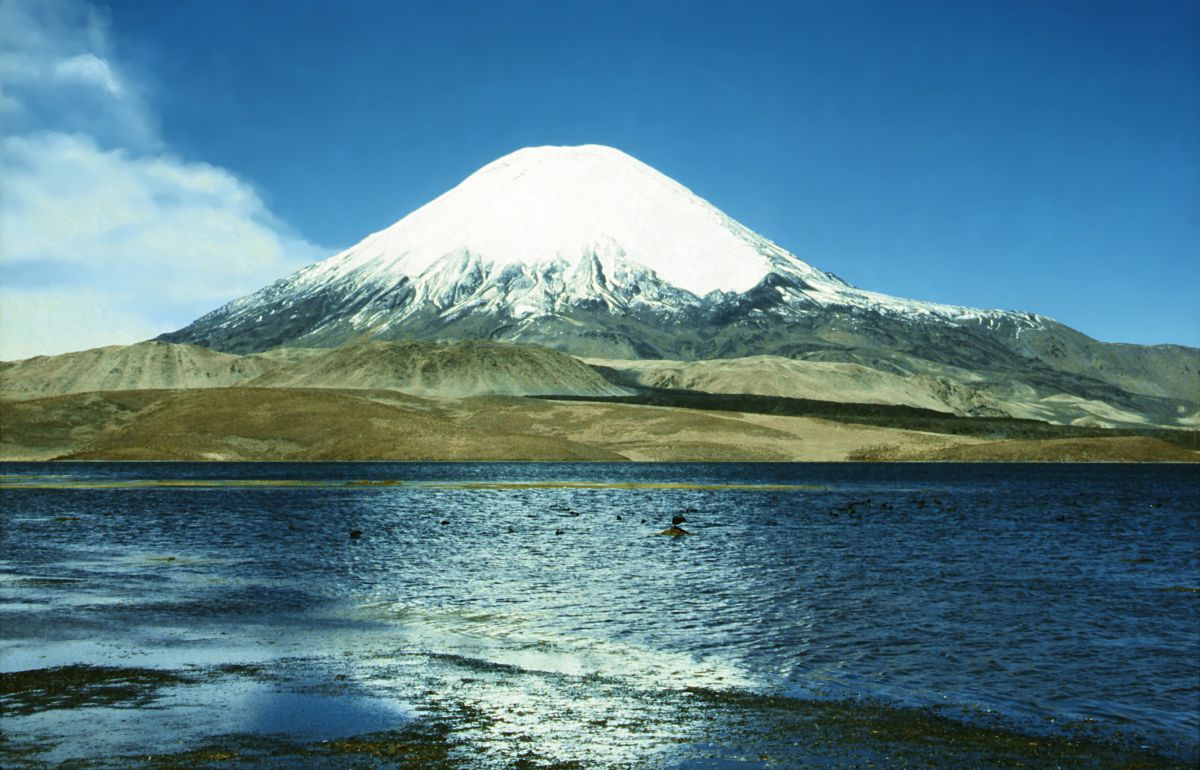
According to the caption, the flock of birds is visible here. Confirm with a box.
[345,503,698,540]
[343,496,976,540]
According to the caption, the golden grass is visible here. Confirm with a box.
[2,387,1194,463]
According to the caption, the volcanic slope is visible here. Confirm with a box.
[0,339,627,400]
[158,145,1198,426]
[587,355,1197,429]
[162,144,1045,357]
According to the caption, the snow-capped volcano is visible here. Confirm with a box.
[165,144,1026,354]
[272,143,877,330]
[306,144,788,297]
[160,144,1197,421]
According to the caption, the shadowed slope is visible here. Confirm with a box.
[587,354,1197,429]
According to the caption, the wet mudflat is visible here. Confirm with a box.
[1,462,1197,768]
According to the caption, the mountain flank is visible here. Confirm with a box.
[0,339,627,400]
[587,355,1198,429]
[2,338,1195,461]
[152,145,1197,431]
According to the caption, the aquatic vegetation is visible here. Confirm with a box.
[680,687,1191,769]
[0,665,195,716]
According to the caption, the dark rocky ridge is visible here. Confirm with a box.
[159,264,1198,428]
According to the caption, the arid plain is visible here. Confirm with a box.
[2,340,1194,463]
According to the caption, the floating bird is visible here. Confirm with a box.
[660,513,692,536]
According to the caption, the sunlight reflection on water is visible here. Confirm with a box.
[1,461,1197,766]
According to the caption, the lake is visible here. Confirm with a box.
[2,462,1197,768]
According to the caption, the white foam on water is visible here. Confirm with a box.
[355,600,757,691]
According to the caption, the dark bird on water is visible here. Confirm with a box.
[660,513,692,536]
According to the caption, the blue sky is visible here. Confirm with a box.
[2,0,1197,357]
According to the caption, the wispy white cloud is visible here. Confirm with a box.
[0,0,328,360]
[53,52,124,95]
[0,132,324,359]
[0,0,156,149]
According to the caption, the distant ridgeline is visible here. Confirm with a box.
[1,338,1196,463]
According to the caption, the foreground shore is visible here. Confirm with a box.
[3,660,1191,769]
[2,387,1196,462]
[4,462,1196,767]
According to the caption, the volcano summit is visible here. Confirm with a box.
[161,144,1025,356]
[160,145,1197,427]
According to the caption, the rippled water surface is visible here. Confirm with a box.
[2,462,1197,767]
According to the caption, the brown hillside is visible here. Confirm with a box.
[43,388,621,462]
[4,387,1192,463]
[0,339,626,400]
[1,387,976,462]
[911,436,1199,462]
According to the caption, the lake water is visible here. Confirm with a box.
[2,462,1197,768]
